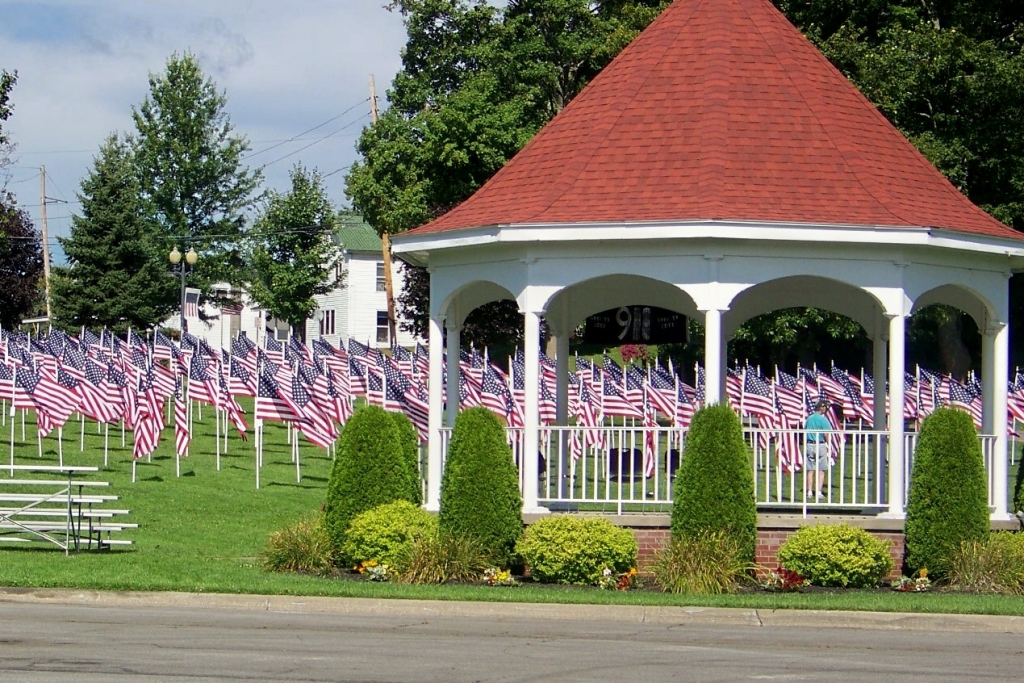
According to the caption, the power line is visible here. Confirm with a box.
[243,98,369,161]
[259,113,369,169]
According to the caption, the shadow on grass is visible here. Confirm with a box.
[264,481,322,490]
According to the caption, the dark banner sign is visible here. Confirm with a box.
[583,306,687,345]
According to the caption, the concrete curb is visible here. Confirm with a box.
[2,587,1023,633]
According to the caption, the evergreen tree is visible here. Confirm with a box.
[904,408,990,578]
[0,193,42,329]
[247,166,340,341]
[671,404,757,564]
[132,53,261,309]
[52,135,177,334]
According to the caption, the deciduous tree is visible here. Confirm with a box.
[132,53,261,307]
[0,194,43,329]
[247,166,340,341]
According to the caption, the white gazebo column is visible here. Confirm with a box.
[702,307,724,405]
[884,312,906,517]
[522,307,546,513]
[986,322,1011,520]
[445,321,460,427]
[426,313,445,511]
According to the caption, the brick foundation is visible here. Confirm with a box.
[525,513,913,579]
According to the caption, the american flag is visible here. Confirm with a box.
[601,373,642,418]
[80,328,102,349]
[188,354,219,407]
[539,379,557,424]
[325,368,353,424]
[14,366,71,436]
[229,356,255,396]
[725,368,743,411]
[264,336,284,355]
[382,360,429,439]
[218,366,249,440]
[642,386,658,477]
[183,288,201,318]
[646,366,677,421]
[570,381,603,458]
[174,377,191,458]
[831,365,871,421]
[255,369,300,423]
[291,369,336,448]
[132,370,163,460]
[481,364,522,428]
[741,367,776,422]
[948,377,983,428]
[153,330,177,361]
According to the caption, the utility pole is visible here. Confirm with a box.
[39,166,52,322]
[371,74,399,345]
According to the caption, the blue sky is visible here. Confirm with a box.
[0,0,410,263]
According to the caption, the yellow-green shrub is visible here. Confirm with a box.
[777,524,893,588]
[341,500,437,569]
[516,516,637,585]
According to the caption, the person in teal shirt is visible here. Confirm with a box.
[804,399,832,500]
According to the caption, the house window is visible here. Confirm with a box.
[376,263,387,292]
[319,310,335,336]
[376,311,390,344]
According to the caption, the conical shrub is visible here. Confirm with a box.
[439,407,523,566]
[671,404,756,563]
[325,405,413,557]
[389,410,423,506]
[1013,447,1024,515]
[905,407,989,578]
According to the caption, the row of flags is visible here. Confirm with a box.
[1,326,1019,474]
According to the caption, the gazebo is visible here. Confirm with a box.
[391,0,1024,520]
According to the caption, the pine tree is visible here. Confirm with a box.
[51,135,177,334]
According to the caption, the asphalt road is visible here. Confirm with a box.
[2,599,1023,683]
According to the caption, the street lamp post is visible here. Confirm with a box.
[169,246,199,337]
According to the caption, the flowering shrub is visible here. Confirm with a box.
[892,568,931,592]
[483,567,518,587]
[355,560,393,582]
[762,565,805,592]
[598,567,639,591]
[620,345,652,364]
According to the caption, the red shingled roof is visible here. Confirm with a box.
[409,0,1021,241]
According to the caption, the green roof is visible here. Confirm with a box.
[334,214,383,253]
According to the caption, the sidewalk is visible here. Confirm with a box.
[2,586,1023,633]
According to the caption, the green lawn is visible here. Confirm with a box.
[1,406,1023,616]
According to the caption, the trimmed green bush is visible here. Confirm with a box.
[777,524,893,588]
[262,513,334,576]
[651,531,752,594]
[516,516,637,585]
[671,404,757,563]
[948,532,1024,595]
[904,408,989,578]
[438,407,523,566]
[389,410,423,506]
[325,405,414,556]
[341,500,437,569]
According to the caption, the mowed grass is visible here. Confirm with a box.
[1,404,1024,616]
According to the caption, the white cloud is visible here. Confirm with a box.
[0,0,408,261]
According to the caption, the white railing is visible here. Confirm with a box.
[432,426,1004,514]
[747,427,887,511]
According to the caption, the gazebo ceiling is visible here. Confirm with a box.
[403,0,1022,243]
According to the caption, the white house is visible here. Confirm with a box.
[168,215,420,350]
[303,214,418,349]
